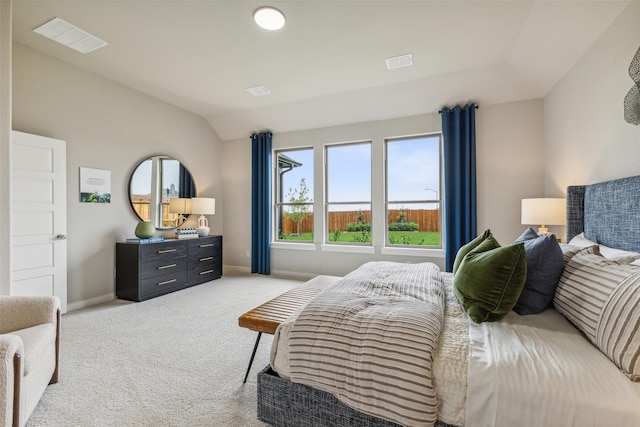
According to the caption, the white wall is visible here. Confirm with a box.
[12,43,223,309]
[0,0,11,291]
[545,2,640,195]
[223,98,544,277]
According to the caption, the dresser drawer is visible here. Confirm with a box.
[188,238,220,257]
[188,252,217,268]
[188,259,221,285]
[140,241,187,262]
[140,270,189,299]
[141,257,187,280]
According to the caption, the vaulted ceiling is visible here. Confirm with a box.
[12,1,629,140]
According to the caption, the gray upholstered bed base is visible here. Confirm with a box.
[257,366,459,427]
[258,174,640,427]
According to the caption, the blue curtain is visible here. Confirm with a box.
[251,132,272,275]
[178,164,196,198]
[441,104,477,272]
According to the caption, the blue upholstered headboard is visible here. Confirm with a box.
[566,175,640,252]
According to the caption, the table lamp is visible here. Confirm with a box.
[169,198,192,227]
[191,197,216,237]
[521,198,566,236]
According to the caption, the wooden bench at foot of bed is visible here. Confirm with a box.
[237,275,339,383]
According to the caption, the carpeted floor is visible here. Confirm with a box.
[26,272,303,427]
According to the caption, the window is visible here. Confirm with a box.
[326,142,372,244]
[275,148,314,241]
[385,134,442,247]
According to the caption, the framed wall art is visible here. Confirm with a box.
[80,167,111,203]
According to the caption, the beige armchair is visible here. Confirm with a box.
[0,296,60,427]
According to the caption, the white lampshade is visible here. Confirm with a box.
[191,197,215,237]
[521,198,566,233]
[169,198,192,214]
[191,198,215,215]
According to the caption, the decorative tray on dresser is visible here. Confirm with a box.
[115,235,222,302]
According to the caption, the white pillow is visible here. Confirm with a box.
[554,246,640,381]
[569,233,640,263]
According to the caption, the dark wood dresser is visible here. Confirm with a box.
[115,235,222,302]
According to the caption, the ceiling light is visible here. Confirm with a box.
[253,7,286,31]
[33,17,107,54]
[386,54,413,70]
[246,85,271,96]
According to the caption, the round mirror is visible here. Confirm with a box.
[128,155,196,229]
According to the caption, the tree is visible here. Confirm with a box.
[285,178,312,236]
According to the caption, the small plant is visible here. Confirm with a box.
[346,209,370,232]
[346,222,371,232]
[389,209,419,231]
[388,222,419,232]
[351,231,370,243]
[284,178,312,236]
[329,229,342,242]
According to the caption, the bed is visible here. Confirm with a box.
[257,174,640,427]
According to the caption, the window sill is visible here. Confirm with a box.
[381,246,445,258]
[271,242,316,251]
[320,244,375,254]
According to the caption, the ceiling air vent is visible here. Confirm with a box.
[245,85,272,96]
[33,17,107,54]
[385,54,413,70]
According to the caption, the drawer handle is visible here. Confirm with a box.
[157,264,177,270]
[200,257,214,262]
[200,270,214,275]
[199,243,214,248]
[157,249,177,254]
[157,279,177,286]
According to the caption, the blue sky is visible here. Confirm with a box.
[131,158,180,196]
[279,135,440,209]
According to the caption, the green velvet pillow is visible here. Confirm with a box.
[453,236,527,323]
[452,229,492,274]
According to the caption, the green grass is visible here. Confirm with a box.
[387,231,440,246]
[279,231,440,246]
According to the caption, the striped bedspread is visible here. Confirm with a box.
[288,261,446,427]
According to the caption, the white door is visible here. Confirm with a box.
[11,131,67,313]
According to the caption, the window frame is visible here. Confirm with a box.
[384,133,443,249]
[324,140,373,246]
[273,147,315,244]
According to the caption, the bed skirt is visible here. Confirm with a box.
[257,366,460,427]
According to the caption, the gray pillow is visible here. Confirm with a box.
[512,227,564,315]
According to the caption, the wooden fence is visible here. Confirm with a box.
[281,209,440,235]
[131,196,179,227]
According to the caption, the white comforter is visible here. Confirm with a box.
[466,308,640,427]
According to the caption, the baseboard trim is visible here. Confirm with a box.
[66,265,317,312]
[224,265,317,281]
[270,269,317,281]
[67,292,115,312]
[223,265,251,275]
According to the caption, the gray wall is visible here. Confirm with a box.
[12,43,223,309]
[545,2,640,195]
[222,98,545,277]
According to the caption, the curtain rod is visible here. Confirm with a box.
[438,105,479,114]
[249,131,273,139]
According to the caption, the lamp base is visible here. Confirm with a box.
[537,226,550,236]
[197,226,210,237]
